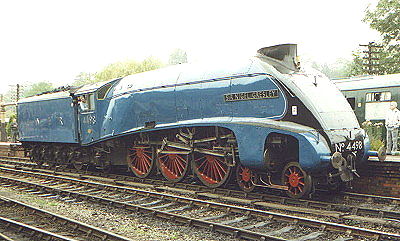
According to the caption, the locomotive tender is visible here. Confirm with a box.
[18,44,375,198]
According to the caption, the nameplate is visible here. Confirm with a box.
[224,89,279,102]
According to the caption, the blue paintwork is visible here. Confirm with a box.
[79,111,97,143]
[17,55,368,174]
[93,73,286,143]
[18,92,78,143]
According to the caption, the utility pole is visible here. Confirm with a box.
[16,84,20,102]
[0,95,6,142]
[359,42,383,75]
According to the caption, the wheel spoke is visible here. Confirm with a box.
[175,158,185,174]
[210,162,218,181]
[214,162,224,181]
[127,145,154,178]
[298,186,303,193]
[158,148,189,182]
[202,160,210,176]
[282,162,312,198]
[197,158,208,170]
[142,152,152,161]
[215,160,227,175]
[216,164,223,181]
[159,154,169,159]
[171,158,179,176]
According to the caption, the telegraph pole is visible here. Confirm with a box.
[0,95,6,141]
[16,84,20,102]
[359,42,383,75]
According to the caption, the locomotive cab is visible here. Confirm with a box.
[74,79,119,145]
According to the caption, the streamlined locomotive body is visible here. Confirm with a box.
[18,44,375,198]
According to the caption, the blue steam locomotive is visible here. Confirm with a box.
[17,44,377,198]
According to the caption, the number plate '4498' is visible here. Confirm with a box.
[334,140,363,153]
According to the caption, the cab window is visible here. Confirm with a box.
[97,83,113,100]
[78,93,95,112]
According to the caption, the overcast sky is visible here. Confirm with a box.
[0,0,380,95]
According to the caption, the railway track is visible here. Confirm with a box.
[1,156,399,206]
[0,165,399,240]
[1,157,399,223]
[1,156,399,220]
[0,194,132,241]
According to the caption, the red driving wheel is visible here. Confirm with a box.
[192,153,232,188]
[236,164,257,192]
[127,144,155,178]
[282,162,312,199]
[157,147,190,182]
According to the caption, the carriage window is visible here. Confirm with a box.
[365,91,391,102]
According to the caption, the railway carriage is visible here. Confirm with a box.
[17,44,377,198]
[334,74,400,124]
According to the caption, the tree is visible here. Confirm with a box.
[74,72,95,86]
[361,0,400,74]
[312,59,356,79]
[22,81,54,98]
[168,48,188,65]
[73,57,163,85]
[348,50,365,76]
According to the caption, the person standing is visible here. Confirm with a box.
[385,102,400,155]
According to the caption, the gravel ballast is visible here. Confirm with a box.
[0,186,239,241]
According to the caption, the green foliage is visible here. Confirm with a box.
[358,0,400,74]
[348,50,365,76]
[168,48,188,65]
[23,81,54,98]
[5,113,16,137]
[74,72,95,86]
[73,57,163,85]
[362,121,385,150]
[364,0,400,45]
[312,59,355,79]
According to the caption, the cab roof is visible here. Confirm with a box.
[74,78,120,95]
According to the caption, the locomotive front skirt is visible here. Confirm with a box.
[17,44,377,198]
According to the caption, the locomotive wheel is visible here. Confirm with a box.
[192,153,232,188]
[72,153,89,171]
[53,147,67,168]
[73,160,88,171]
[157,147,190,182]
[44,147,57,167]
[236,164,257,192]
[62,147,74,168]
[30,146,43,167]
[281,162,312,199]
[127,144,156,178]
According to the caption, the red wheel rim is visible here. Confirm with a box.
[128,145,153,178]
[237,165,257,192]
[193,154,229,187]
[240,166,252,182]
[158,148,188,182]
[284,166,305,195]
